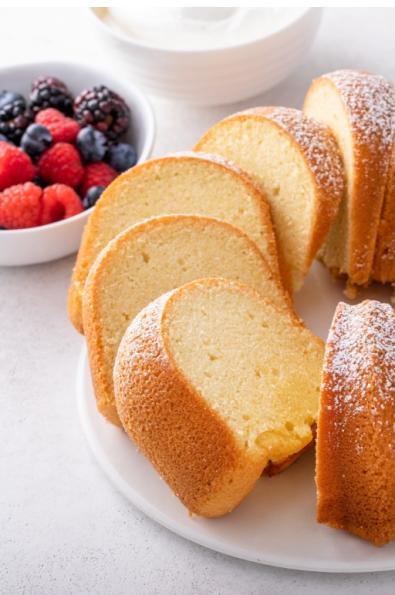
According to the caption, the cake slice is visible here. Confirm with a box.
[114,277,324,517]
[373,140,395,284]
[304,70,395,291]
[194,107,344,292]
[83,215,290,426]
[68,152,280,334]
[317,300,395,545]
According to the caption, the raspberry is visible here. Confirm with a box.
[80,162,117,196]
[38,143,84,188]
[0,182,42,229]
[40,184,82,225]
[40,186,63,225]
[0,141,36,190]
[36,108,79,143]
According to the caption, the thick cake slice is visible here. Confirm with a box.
[194,107,344,292]
[83,215,290,426]
[317,300,395,545]
[304,70,395,291]
[68,152,280,333]
[373,140,395,284]
[114,278,323,517]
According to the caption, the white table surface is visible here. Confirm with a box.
[1,8,395,595]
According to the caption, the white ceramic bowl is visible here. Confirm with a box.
[89,8,322,106]
[0,61,155,267]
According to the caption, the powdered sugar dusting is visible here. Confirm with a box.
[263,107,344,215]
[309,70,395,286]
[322,300,395,453]
[326,70,395,150]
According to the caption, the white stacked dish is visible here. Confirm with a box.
[89,8,322,105]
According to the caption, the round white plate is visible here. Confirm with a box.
[77,262,395,572]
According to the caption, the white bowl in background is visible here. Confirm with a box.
[0,61,155,267]
[89,8,322,106]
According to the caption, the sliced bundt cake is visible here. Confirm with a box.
[194,107,344,292]
[68,152,280,333]
[83,215,290,426]
[317,300,395,545]
[114,278,324,517]
[373,140,395,284]
[304,70,395,292]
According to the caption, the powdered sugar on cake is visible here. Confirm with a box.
[322,300,395,451]
[261,107,344,213]
[326,70,395,151]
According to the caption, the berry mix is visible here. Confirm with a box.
[0,76,137,230]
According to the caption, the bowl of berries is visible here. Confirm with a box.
[0,61,155,266]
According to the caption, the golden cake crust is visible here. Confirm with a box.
[373,138,395,284]
[195,107,344,291]
[304,70,395,287]
[68,151,280,334]
[114,283,264,517]
[317,300,395,545]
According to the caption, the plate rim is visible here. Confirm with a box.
[77,345,395,574]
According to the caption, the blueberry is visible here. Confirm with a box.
[0,90,25,111]
[106,142,137,172]
[82,185,105,209]
[20,124,52,159]
[0,133,9,143]
[76,126,107,163]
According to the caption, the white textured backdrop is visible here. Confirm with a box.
[1,8,395,595]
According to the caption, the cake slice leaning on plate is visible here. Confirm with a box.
[316,300,395,545]
[194,107,344,293]
[68,152,281,334]
[114,278,324,517]
[83,214,290,427]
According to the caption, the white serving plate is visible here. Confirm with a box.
[77,262,395,572]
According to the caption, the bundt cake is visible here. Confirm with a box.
[83,214,290,426]
[304,70,395,292]
[373,140,395,284]
[194,107,344,292]
[114,278,324,517]
[68,152,280,334]
[316,300,395,545]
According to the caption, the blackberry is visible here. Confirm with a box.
[82,185,105,209]
[106,142,137,172]
[30,76,73,116]
[0,91,32,144]
[74,85,130,141]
